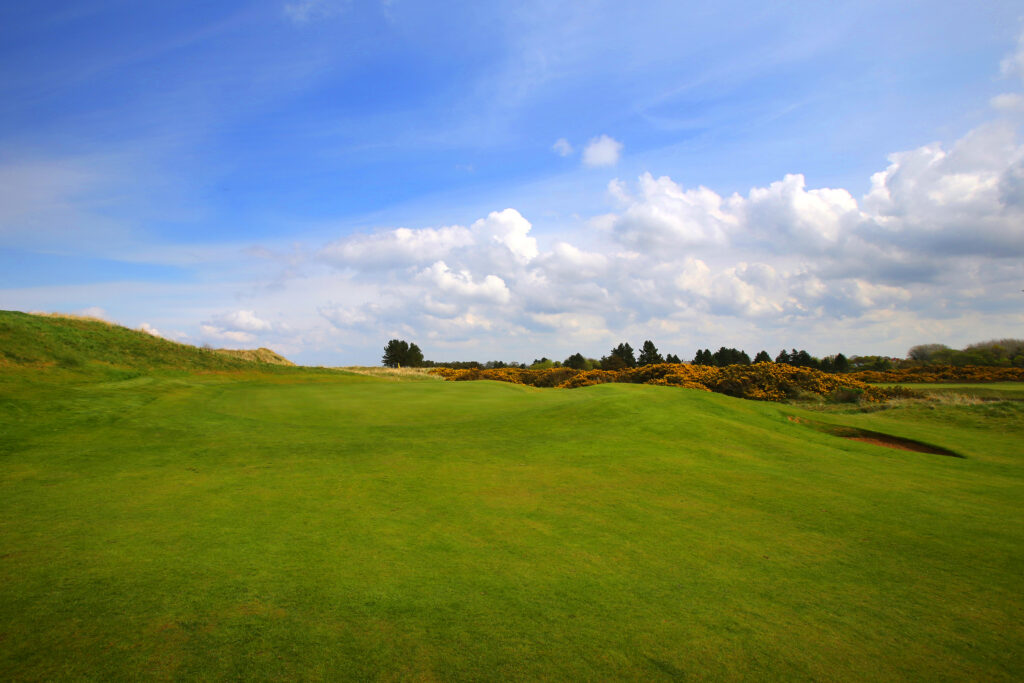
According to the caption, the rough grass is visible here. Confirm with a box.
[0,310,294,374]
[881,382,1024,401]
[339,365,444,381]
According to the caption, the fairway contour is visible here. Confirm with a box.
[0,320,1021,680]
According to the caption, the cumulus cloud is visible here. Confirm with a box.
[862,122,1024,256]
[552,138,573,156]
[213,310,273,332]
[582,134,623,167]
[200,326,254,344]
[417,261,511,304]
[609,173,738,248]
[320,225,473,269]
[471,208,538,264]
[199,310,274,345]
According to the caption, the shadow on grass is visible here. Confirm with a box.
[788,415,964,458]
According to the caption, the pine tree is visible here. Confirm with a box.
[382,339,424,367]
[754,350,772,363]
[610,343,637,367]
[382,339,409,367]
[637,340,664,366]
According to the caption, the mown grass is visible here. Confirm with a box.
[1,369,1021,680]
[1,312,1022,679]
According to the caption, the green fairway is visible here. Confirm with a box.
[2,364,1022,680]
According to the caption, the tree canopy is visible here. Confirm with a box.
[637,340,664,366]
[382,339,424,367]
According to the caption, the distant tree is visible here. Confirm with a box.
[775,349,791,365]
[599,354,628,371]
[529,357,555,369]
[665,353,682,364]
[382,337,413,366]
[753,350,772,363]
[563,352,589,370]
[712,347,751,367]
[833,353,849,373]
[609,343,637,368]
[693,349,713,365]
[637,340,664,366]
[407,343,424,367]
[791,349,817,368]
[907,343,950,362]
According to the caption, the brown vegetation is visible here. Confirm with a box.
[214,347,295,366]
[849,365,1024,383]
[431,362,918,403]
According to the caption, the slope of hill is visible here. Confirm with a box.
[0,310,293,373]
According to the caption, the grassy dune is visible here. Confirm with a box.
[0,313,1022,679]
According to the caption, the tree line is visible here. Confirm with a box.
[383,337,1024,371]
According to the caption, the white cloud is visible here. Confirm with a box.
[200,325,255,344]
[1000,31,1024,81]
[471,208,538,264]
[417,261,511,304]
[991,93,1024,112]
[742,174,859,249]
[320,224,473,269]
[319,303,378,329]
[214,310,273,332]
[582,134,623,167]
[610,173,737,248]
[552,138,574,156]
[862,122,1024,256]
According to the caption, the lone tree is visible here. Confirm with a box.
[665,353,682,364]
[637,340,664,366]
[382,339,424,368]
[754,350,772,363]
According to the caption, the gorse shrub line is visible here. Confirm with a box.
[430,362,918,403]
[848,365,1024,384]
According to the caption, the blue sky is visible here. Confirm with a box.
[2,1,1023,364]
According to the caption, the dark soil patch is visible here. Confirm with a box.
[788,415,963,457]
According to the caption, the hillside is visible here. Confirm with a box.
[0,310,294,374]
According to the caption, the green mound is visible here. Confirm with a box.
[0,310,293,375]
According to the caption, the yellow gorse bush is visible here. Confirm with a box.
[430,362,920,403]
[849,365,1024,384]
